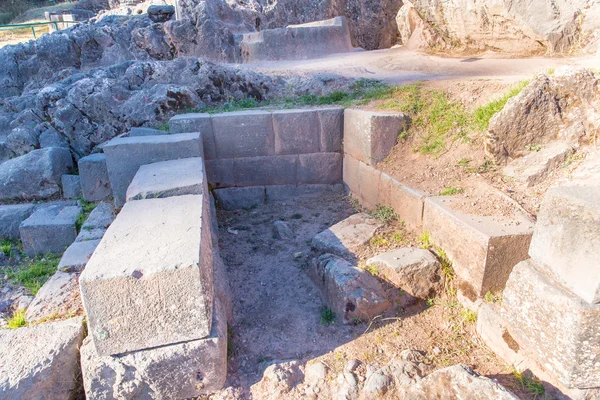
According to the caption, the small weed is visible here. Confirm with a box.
[369,204,398,223]
[484,291,501,304]
[396,306,405,313]
[75,213,87,232]
[7,309,27,329]
[513,369,545,398]
[1,239,13,256]
[547,68,556,75]
[320,306,336,325]
[526,144,543,152]
[461,309,477,324]
[472,80,529,131]
[418,231,432,249]
[438,186,463,196]
[153,122,170,132]
[436,248,454,282]
[477,160,494,173]
[426,298,436,307]
[362,263,379,276]
[351,316,364,325]
[391,231,404,243]
[370,235,389,248]
[7,254,61,295]
[456,158,471,168]
[79,200,96,214]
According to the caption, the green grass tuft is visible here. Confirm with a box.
[472,80,529,132]
[369,204,398,223]
[418,231,433,249]
[1,239,13,256]
[7,254,61,295]
[320,306,336,325]
[438,186,463,196]
[513,369,545,398]
[6,309,27,329]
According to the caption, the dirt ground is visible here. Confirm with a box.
[215,192,532,399]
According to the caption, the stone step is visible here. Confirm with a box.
[126,157,205,202]
[80,194,214,356]
[422,196,533,300]
[503,141,573,186]
[102,132,203,207]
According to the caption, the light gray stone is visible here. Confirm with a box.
[311,213,383,262]
[211,110,274,158]
[39,128,69,149]
[58,239,101,272]
[423,196,534,299]
[503,142,573,186]
[19,203,82,257]
[81,298,227,399]
[126,157,204,202]
[529,185,600,304]
[169,113,216,159]
[61,174,81,199]
[397,364,518,399]
[273,109,320,155]
[364,365,393,393]
[344,109,410,165]
[265,183,345,202]
[233,155,298,186]
[80,195,214,356]
[128,127,169,137]
[0,147,73,200]
[318,107,344,152]
[103,132,203,207]
[205,159,234,188]
[25,271,82,321]
[75,202,114,243]
[0,204,34,240]
[78,153,111,202]
[0,317,84,400]
[366,248,442,298]
[273,220,294,240]
[308,253,390,324]
[501,259,600,389]
[298,152,342,184]
[214,186,265,210]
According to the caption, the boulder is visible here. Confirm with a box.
[0,148,73,200]
[502,141,574,186]
[214,186,266,210]
[147,5,176,23]
[78,153,111,202]
[61,174,82,199]
[19,202,82,257]
[273,220,294,240]
[0,317,85,399]
[366,248,442,298]
[0,204,34,240]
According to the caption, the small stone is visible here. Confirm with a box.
[363,366,392,394]
[345,359,361,372]
[147,5,175,22]
[305,361,328,384]
[294,252,304,259]
[273,220,294,240]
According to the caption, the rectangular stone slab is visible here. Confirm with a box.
[81,297,227,399]
[501,259,600,389]
[423,196,533,298]
[80,195,214,356]
[78,153,111,202]
[126,157,205,202]
[102,132,203,207]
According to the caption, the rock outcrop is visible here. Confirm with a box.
[396,0,600,55]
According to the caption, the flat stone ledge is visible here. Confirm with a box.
[80,195,214,356]
[81,298,227,399]
[58,239,101,272]
[168,113,216,159]
[126,157,205,202]
[0,317,84,399]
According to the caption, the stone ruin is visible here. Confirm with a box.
[0,101,598,398]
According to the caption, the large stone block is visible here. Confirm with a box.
[308,254,390,324]
[501,259,600,389]
[233,155,297,186]
[529,185,600,304]
[312,213,383,262]
[80,195,214,356]
[214,186,265,210]
[81,298,227,399]
[273,109,320,155]
[0,147,73,200]
[342,153,360,194]
[126,157,204,202]
[211,110,274,158]
[389,179,427,229]
[0,317,84,399]
[318,107,344,152]
[103,132,203,207]
[19,203,82,257]
[357,160,381,208]
[344,109,410,165]
[298,153,342,184]
[205,159,235,188]
[25,270,82,321]
[78,153,111,202]
[168,113,217,159]
[61,174,81,199]
[423,196,533,298]
[0,203,34,240]
[265,183,345,202]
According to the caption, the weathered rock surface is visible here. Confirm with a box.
[0,204,34,240]
[80,195,214,356]
[273,220,294,240]
[309,253,390,323]
[252,360,305,398]
[0,148,73,200]
[61,174,82,199]
[0,317,85,399]
[75,201,114,242]
[397,363,518,399]
[366,248,442,298]
[214,186,266,210]
[396,0,600,55]
[78,153,111,202]
[147,5,175,23]
[25,270,84,321]
[487,68,600,163]
[311,213,383,262]
[81,298,227,399]
[503,141,574,186]
[58,239,101,272]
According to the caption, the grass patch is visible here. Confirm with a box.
[438,186,463,196]
[1,239,13,256]
[320,306,336,325]
[6,309,27,329]
[513,369,545,398]
[153,122,170,132]
[369,204,398,223]
[361,263,380,276]
[7,254,61,295]
[418,231,432,249]
[461,309,477,324]
[472,80,529,132]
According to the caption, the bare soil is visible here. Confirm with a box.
[214,192,531,399]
